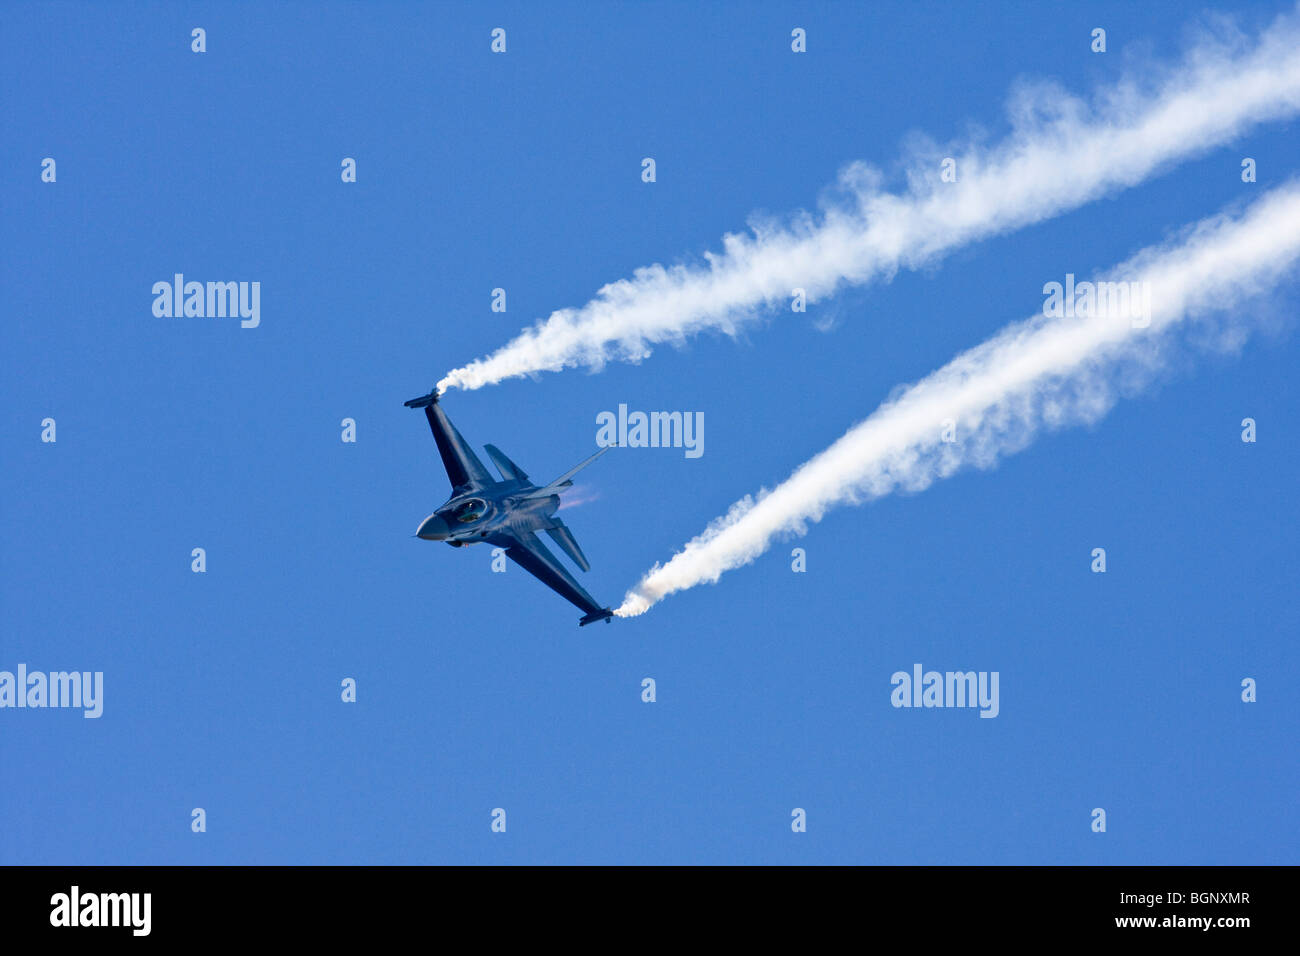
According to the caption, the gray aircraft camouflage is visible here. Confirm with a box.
[405,389,615,626]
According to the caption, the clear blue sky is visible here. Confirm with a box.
[2,1,1296,864]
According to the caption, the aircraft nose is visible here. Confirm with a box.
[416,514,450,540]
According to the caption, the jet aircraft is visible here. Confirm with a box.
[405,389,615,626]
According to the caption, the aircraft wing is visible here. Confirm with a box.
[405,391,494,492]
[501,531,612,626]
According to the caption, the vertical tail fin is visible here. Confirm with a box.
[521,445,613,499]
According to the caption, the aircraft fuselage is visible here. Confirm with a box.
[404,387,614,626]
[416,482,560,547]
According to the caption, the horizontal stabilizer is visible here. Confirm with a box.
[484,444,529,482]
[579,608,613,627]
[545,520,590,572]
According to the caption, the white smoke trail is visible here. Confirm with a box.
[615,182,1300,616]
[439,10,1300,394]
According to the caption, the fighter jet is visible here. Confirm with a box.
[405,389,615,626]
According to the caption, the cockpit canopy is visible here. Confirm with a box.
[449,498,488,524]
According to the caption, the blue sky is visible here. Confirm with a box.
[2,1,1296,864]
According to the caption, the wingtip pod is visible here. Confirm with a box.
[578,608,614,627]
[403,388,441,408]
